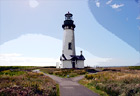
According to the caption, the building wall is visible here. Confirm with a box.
[61,60,72,68]
[77,60,84,68]
[63,29,76,57]
[61,60,84,68]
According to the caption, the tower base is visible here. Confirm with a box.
[60,60,84,69]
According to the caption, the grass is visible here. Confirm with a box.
[80,67,140,96]
[0,66,37,72]
[129,66,140,70]
[0,70,25,76]
[79,79,108,96]
[40,68,87,78]
[56,84,60,96]
[0,66,59,96]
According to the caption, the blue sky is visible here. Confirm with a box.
[88,0,140,52]
[0,0,140,66]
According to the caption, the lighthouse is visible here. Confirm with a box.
[60,12,85,68]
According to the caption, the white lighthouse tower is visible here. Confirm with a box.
[60,12,85,68]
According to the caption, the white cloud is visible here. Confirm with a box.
[29,0,39,8]
[106,0,112,5]
[0,53,111,67]
[0,53,21,57]
[85,58,111,67]
[97,58,137,67]
[0,34,139,67]
[76,47,112,67]
[136,15,140,20]
[95,0,100,8]
[0,34,111,67]
[111,4,124,9]
[0,53,59,66]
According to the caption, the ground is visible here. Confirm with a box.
[34,69,99,96]
[1,66,139,96]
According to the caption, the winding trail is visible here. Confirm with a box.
[33,69,99,96]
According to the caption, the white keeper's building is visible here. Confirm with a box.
[59,12,85,68]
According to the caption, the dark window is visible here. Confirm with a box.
[68,43,72,50]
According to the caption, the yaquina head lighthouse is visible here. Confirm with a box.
[59,12,85,68]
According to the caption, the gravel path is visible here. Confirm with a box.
[33,69,99,96]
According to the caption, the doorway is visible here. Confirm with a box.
[72,62,75,68]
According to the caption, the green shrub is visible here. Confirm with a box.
[40,68,87,78]
[69,73,77,77]
[54,71,64,77]
[0,70,25,76]
[85,74,94,79]
[74,70,86,75]
[0,66,36,72]
[129,66,140,70]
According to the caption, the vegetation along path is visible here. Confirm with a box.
[33,69,99,96]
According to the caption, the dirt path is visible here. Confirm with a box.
[33,69,99,96]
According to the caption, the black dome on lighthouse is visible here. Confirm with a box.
[62,12,76,30]
[65,11,73,16]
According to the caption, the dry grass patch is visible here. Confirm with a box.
[0,67,58,96]
[40,68,87,78]
[82,68,140,96]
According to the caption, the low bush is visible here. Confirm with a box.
[69,73,77,77]
[0,70,25,76]
[85,74,94,79]
[83,71,140,96]
[0,69,58,96]
[129,66,140,70]
[40,68,60,74]
[54,71,64,77]
[74,70,87,75]
[0,66,36,72]
[40,68,87,78]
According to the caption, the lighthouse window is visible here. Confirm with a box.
[67,16,70,20]
[68,43,72,50]
[65,16,72,20]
